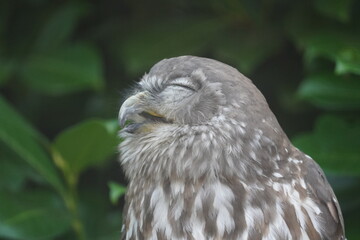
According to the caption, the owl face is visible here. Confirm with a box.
[119,66,226,135]
[119,55,276,138]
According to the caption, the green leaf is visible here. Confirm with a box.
[288,17,360,75]
[53,119,119,176]
[79,189,122,240]
[103,119,120,136]
[293,115,360,175]
[0,143,43,191]
[0,190,71,240]
[314,0,353,22]
[0,96,66,194]
[298,72,360,110]
[296,29,355,63]
[108,182,126,205]
[335,48,360,75]
[119,17,228,75]
[34,2,88,52]
[21,44,104,95]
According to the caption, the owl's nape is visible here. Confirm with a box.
[118,56,345,240]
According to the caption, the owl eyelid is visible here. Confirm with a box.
[168,78,198,91]
[168,83,197,91]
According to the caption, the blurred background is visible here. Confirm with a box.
[0,0,359,239]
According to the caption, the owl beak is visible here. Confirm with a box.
[119,92,169,133]
[118,93,146,128]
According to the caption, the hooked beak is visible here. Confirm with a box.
[119,93,146,127]
[118,92,170,133]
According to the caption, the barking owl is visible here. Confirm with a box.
[118,56,345,240]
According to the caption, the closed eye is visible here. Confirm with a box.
[169,83,196,91]
[168,77,198,92]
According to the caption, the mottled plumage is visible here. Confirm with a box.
[118,56,345,240]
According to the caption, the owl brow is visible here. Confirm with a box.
[139,75,164,93]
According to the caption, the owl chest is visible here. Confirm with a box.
[123,179,322,240]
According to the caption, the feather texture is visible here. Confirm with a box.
[119,56,345,240]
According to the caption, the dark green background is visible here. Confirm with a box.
[0,0,359,239]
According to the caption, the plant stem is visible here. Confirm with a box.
[65,174,86,240]
[52,148,86,240]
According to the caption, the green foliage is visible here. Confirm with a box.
[314,0,353,22]
[108,182,127,205]
[214,27,284,74]
[293,115,360,175]
[120,18,227,75]
[0,60,13,86]
[0,97,119,239]
[22,44,104,95]
[0,0,360,239]
[0,96,65,195]
[53,120,119,178]
[0,145,41,192]
[33,2,88,52]
[289,10,360,76]
[298,72,360,109]
[0,191,71,240]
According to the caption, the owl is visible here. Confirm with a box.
[118,56,345,240]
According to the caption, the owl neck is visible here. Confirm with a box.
[120,120,289,183]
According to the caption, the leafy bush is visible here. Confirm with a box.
[0,0,359,239]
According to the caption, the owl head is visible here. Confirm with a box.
[119,56,279,135]
[118,56,287,181]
